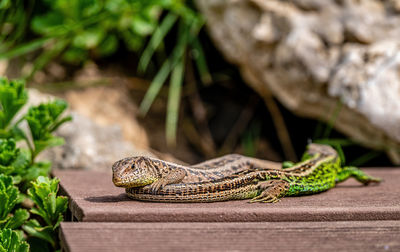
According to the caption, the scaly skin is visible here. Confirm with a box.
[112,153,281,192]
[113,144,381,203]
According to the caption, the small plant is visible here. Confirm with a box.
[0,175,29,230]
[0,228,29,252]
[23,177,68,249]
[0,78,28,138]
[0,76,71,250]
[24,100,71,161]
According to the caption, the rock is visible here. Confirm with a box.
[26,88,154,172]
[43,112,153,172]
[196,0,400,162]
[64,85,149,150]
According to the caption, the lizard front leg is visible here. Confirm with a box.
[149,168,186,193]
[249,180,290,203]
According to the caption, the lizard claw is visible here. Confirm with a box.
[249,194,280,203]
[249,180,289,203]
[149,179,168,193]
[363,177,382,185]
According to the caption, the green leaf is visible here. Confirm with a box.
[0,174,19,221]
[334,144,346,166]
[22,220,55,248]
[25,99,70,159]
[61,47,88,64]
[26,100,68,141]
[139,19,190,115]
[27,38,69,79]
[23,161,51,184]
[4,209,29,229]
[96,34,118,57]
[10,125,28,142]
[131,15,156,36]
[191,38,211,85]
[72,29,105,49]
[166,57,184,146]
[11,149,30,177]
[28,176,67,228]
[0,228,29,252]
[0,37,50,60]
[138,12,178,73]
[48,115,72,133]
[0,77,28,130]
[33,137,65,157]
[0,139,19,167]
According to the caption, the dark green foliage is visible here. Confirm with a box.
[0,78,28,137]
[0,77,70,249]
[0,139,19,168]
[0,175,19,224]
[0,0,202,68]
[0,1,209,145]
[0,139,30,184]
[0,175,29,230]
[0,228,29,252]
[25,100,72,159]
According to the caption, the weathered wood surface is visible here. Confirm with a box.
[60,221,400,252]
[54,168,400,222]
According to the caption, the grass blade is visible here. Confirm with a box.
[334,144,346,165]
[139,20,189,115]
[191,37,211,85]
[138,13,178,73]
[166,56,185,146]
[139,59,174,115]
[24,38,69,80]
[0,37,50,60]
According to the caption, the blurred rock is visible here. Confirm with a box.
[28,88,154,172]
[197,0,400,162]
[64,85,149,150]
[43,112,154,172]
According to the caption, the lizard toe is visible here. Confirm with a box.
[149,180,166,193]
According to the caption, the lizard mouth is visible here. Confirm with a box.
[112,176,125,187]
[113,175,157,188]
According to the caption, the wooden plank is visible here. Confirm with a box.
[60,221,400,252]
[53,168,400,222]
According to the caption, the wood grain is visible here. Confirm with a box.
[54,168,400,222]
[60,221,400,252]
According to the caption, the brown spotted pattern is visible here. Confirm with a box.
[117,144,380,203]
[123,144,343,202]
[112,153,281,188]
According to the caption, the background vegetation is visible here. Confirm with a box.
[0,0,209,146]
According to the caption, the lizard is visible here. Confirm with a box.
[112,144,381,203]
[113,152,282,192]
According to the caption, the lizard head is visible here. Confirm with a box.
[112,156,160,188]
